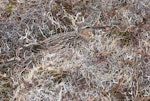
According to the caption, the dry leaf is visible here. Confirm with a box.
[0,73,7,77]
[136,48,145,55]
[87,96,95,101]
[101,51,110,57]
[79,28,92,41]
[21,78,32,88]
[94,20,100,26]
[109,78,125,93]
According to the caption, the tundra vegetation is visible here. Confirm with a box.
[0,0,150,101]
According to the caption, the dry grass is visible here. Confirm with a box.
[0,0,150,101]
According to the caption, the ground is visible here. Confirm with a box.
[0,0,150,101]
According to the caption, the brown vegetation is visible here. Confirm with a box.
[0,0,150,100]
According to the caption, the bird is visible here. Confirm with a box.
[24,24,118,54]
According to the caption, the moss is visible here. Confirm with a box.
[119,31,132,46]
[5,4,12,14]
[0,77,12,101]
[111,26,132,46]
[4,1,17,17]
